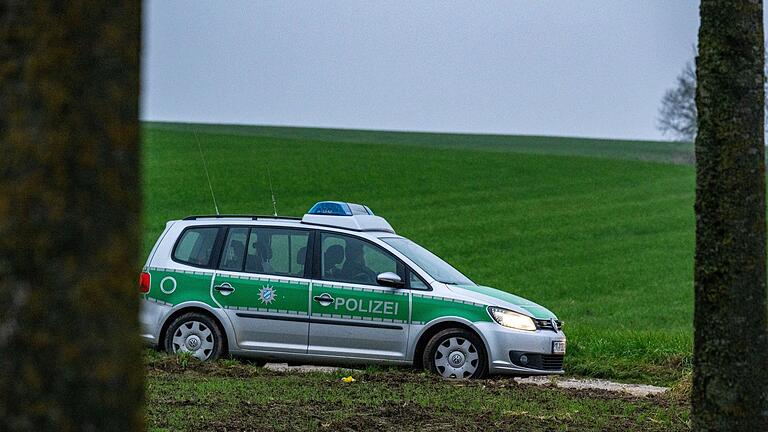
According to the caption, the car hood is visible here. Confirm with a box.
[446,284,557,320]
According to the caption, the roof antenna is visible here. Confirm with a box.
[267,164,278,216]
[194,131,220,215]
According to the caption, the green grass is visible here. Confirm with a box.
[145,353,690,431]
[143,123,695,385]
[145,121,695,165]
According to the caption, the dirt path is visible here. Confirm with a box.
[262,362,669,397]
[515,376,668,397]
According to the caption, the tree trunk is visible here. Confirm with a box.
[0,2,143,431]
[693,1,768,430]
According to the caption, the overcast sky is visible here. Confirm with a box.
[143,1,709,141]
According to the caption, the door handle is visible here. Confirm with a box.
[214,282,235,295]
[313,293,334,306]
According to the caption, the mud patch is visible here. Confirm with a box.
[151,398,687,432]
[146,354,689,431]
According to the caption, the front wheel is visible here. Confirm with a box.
[164,312,225,361]
[423,328,488,379]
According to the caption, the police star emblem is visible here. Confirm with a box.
[258,285,277,305]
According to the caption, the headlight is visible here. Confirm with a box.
[487,306,537,331]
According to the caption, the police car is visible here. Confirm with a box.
[139,201,566,379]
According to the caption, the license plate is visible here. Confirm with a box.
[552,340,566,354]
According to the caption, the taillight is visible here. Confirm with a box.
[139,272,151,294]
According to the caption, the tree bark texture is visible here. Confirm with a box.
[0,1,143,431]
[693,0,768,430]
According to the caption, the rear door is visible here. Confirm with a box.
[212,226,312,353]
[308,232,410,361]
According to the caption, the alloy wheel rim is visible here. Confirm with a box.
[434,336,479,379]
[172,320,215,360]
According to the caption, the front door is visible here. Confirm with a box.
[308,232,410,360]
[212,226,312,353]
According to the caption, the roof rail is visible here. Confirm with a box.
[183,214,301,221]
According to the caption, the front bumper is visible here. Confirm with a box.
[475,321,566,375]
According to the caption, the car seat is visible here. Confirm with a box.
[245,241,264,272]
[224,240,245,270]
[296,246,307,267]
[324,244,344,278]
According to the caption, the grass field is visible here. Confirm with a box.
[143,122,695,385]
[145,121,695,165]
[145,352,690,431]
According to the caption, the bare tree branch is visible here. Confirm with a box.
[658,61,698,141]
[659,50,768,143]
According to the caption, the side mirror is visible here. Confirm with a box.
[377,272,404,288]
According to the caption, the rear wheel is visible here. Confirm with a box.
[164,312,225,361]
[423,328,488,379]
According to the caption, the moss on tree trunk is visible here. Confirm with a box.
[0,1,143,430]
[694,1,768,430]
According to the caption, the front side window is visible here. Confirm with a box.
[173,227,220,267]
[409,271,429,290]
[321,233,401,286]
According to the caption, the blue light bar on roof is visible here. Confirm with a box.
[308,201,374,216]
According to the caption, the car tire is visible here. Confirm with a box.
[423,328,488,379]
[164,312,226,361]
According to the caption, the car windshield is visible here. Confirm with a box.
[381,237,474,286]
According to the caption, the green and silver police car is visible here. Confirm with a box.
[139,201,566,379]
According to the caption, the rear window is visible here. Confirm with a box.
[173,227,220,267]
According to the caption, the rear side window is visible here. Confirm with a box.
[215,226,310,277]
[245,228,309,277]
[173,227,220,267]
[219,227,250,271]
